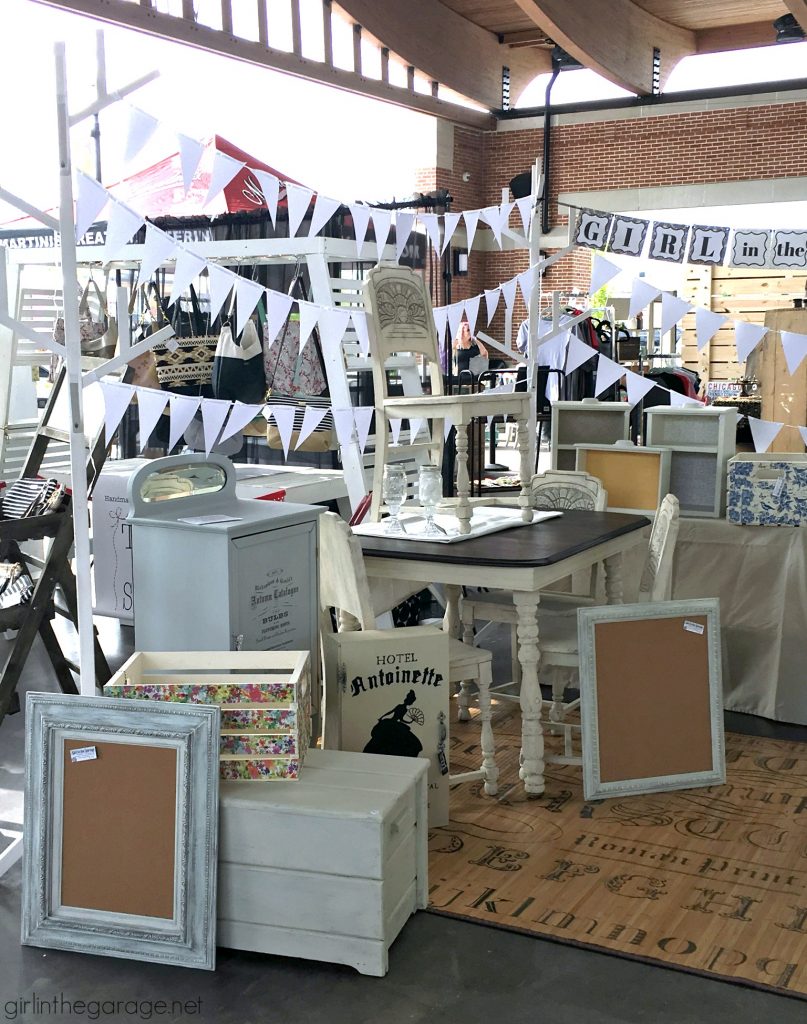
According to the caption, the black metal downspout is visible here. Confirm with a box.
[541,65,561,235]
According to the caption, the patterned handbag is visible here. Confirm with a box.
[0,562,34,610]
[0,478,69,520]
[151,284,217,393]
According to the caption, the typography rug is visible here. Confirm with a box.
[428,708,807,998]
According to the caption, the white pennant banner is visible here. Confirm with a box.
[351,310,371,357]
[74,172,108,241]
[594,354,625,396]
[564,335,598,374]
[264,291,294,349]
[420,213,442,257]
[735,320,768,364]
[748,416,784,453]
[297,300,320,353]
[177,133,205,194]
[372,209,392,262]
[499,201,515,237]
[444,418,454,441]
[201,399,232,455]
[780,330,807,375]
[395,212,415,262]
[169,248,207,306]
[517,267,538,310]
[269,405,296,459]
[100,381,133,445]
[389,418,403,445]
[349,203,372,255]
[668,391,700,407]
[628,278,661,319]
[168,393,201,452]
[207,264,236,323]
[318,307,352,355]
[254,169,280,225]
[220,401,264,443]
[410,417,425,442]
[104,201,145,262]
[308,194,340,237]
[204,151,244,208]
[332,408,356,448]
[135,386,168,451]
[353,407,374,454]
[480,206,503,248]
[661,292,693,338]
[441,212,461,255]
[500,277,518,312]
[484,287,500,325]
[464,209,481,253]
[464,294,481,337]
[295,406,329,449]
[432,306,448,344]
[589,253,622,295]
[125,107,159,164]
[235,276,264,337]
[515,196,534,238]
[138,223,177,283]
[625,369,656,406]
[446,302,464,344]
[695,307,727,351]
[285,182,314,237]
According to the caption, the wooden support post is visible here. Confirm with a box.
[353,24,362,74]
[322,0,333,64]
[380,46,389,83]
[221,0,233,35]
[407,65,415,91]
[182,0,196,20]
[431,80,439,98]
[290,0,302,56]
[257,0,268,45]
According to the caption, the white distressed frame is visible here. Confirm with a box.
[22,694,220,970]
[574,443,672,515]
[578,599,725,801]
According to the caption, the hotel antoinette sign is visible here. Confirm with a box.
[575,208,807,269]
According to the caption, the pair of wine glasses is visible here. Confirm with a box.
[382,464,444,536]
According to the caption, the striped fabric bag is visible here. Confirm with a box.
[0,478,68,520]
[0,562,34,610]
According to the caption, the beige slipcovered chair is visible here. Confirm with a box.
[318,512,500,795]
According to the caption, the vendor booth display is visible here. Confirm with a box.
[727,453,807,526]
[551,399,631,471]
[105,650,311,780]
[574,442,670,515]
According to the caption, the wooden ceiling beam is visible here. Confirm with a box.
[335,0,550,109]
[511,0,695,95]
[695,22,778,54]
[783,1,807,27]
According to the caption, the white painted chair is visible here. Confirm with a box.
[318,512,499,795]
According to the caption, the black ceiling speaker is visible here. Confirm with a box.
[774,13,805,42]
[510,172,532,199]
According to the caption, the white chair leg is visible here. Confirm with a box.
[549,667,567,724]
[476,662,498,796]
[458,678,473,722]
[509,622,521,686]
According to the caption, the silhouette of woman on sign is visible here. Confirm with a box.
[363,689,424,757]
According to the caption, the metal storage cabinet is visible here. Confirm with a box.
[127,454,322,657]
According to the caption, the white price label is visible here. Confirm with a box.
[683,620,705,635]
[773,475,785,499]
[69,746,97,763]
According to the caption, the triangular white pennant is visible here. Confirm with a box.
[268,405,296,459]
[695,308,728,351]
[441,212,461,255]
[177,134,205,193]
[780,330,807,375]
[464,295,481,337]
[499,201,515,236]
[564,335,597,374]
[517,266,538,310]
[168,393,201,452]
[169,248,206,306]
[628,278,661,320]
[410,418,426,442]
[124,106,159,164]
[501,277,518,312]
[351,310,371,357]
[420,213,442,257]
[201,398,232,455]
[285,182,314,237]
[432,306,449,345]
[799,426,807,448]
[264,290,294,349]
[74,171,109,241]
[372,209,392,262]
[594,354,625,396]
[135,386,168,452]
[589,253,622,295]
[138,223,177,284]
[395,212,415,262]
[318,307,352,356]
[207,264,236,323]
[353,407,374,454]
[103,200,145,262]
[747,416,784,453]
[348,203,372,256]
[463,209,481,253]
[480,206,503,248]
[446,302,464,344]
[625,370,656,406]
[253,169,280,226]
[100,381,133,446]
[234,276,264,337]
[204,151,244,208]
[484,287,500,325]
[661,292,692,338]
[668,390,699,408]
[332,408,356,448]
[389,418,403,445]
[308,194,341,237]
[295,406,329,450]
[735,320,768,364]
[515,196,534,238]
[220,401,264,443]
[443,418,454,441]
[297,300,320,353]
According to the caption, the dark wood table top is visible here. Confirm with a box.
[358,510,650,568]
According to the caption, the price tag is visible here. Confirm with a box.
[683,620,705,635]
[70,746,97,763]
[773,475,785,499]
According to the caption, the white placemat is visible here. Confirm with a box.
[352,507,562,544]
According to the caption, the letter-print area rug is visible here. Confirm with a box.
[427,709,807,998]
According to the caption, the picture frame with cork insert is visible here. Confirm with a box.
[577,599,725,801]
[21,693,220,970]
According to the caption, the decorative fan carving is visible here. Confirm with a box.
[375,280,428,331]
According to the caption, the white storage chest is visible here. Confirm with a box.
[217,747,429,976]
[551,399,631,471]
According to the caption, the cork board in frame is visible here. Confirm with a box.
[575,445,671,514]
[22,694,220,970]
[578,599,725,801]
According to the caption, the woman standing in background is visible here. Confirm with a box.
[453,321,488,376]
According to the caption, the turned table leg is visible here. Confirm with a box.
[454,425,472,535]
[514,590,544,795]
[516,410,533,524]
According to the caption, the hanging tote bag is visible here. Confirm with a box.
[151,285,217,396]
[211,318,266,404]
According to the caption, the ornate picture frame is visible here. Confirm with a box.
[578,599,724,801]
[22,694,220,970]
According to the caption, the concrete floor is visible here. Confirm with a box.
[2,622,807,1024]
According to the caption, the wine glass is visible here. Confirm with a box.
[382,464,408,534]
[418,465,444,537]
